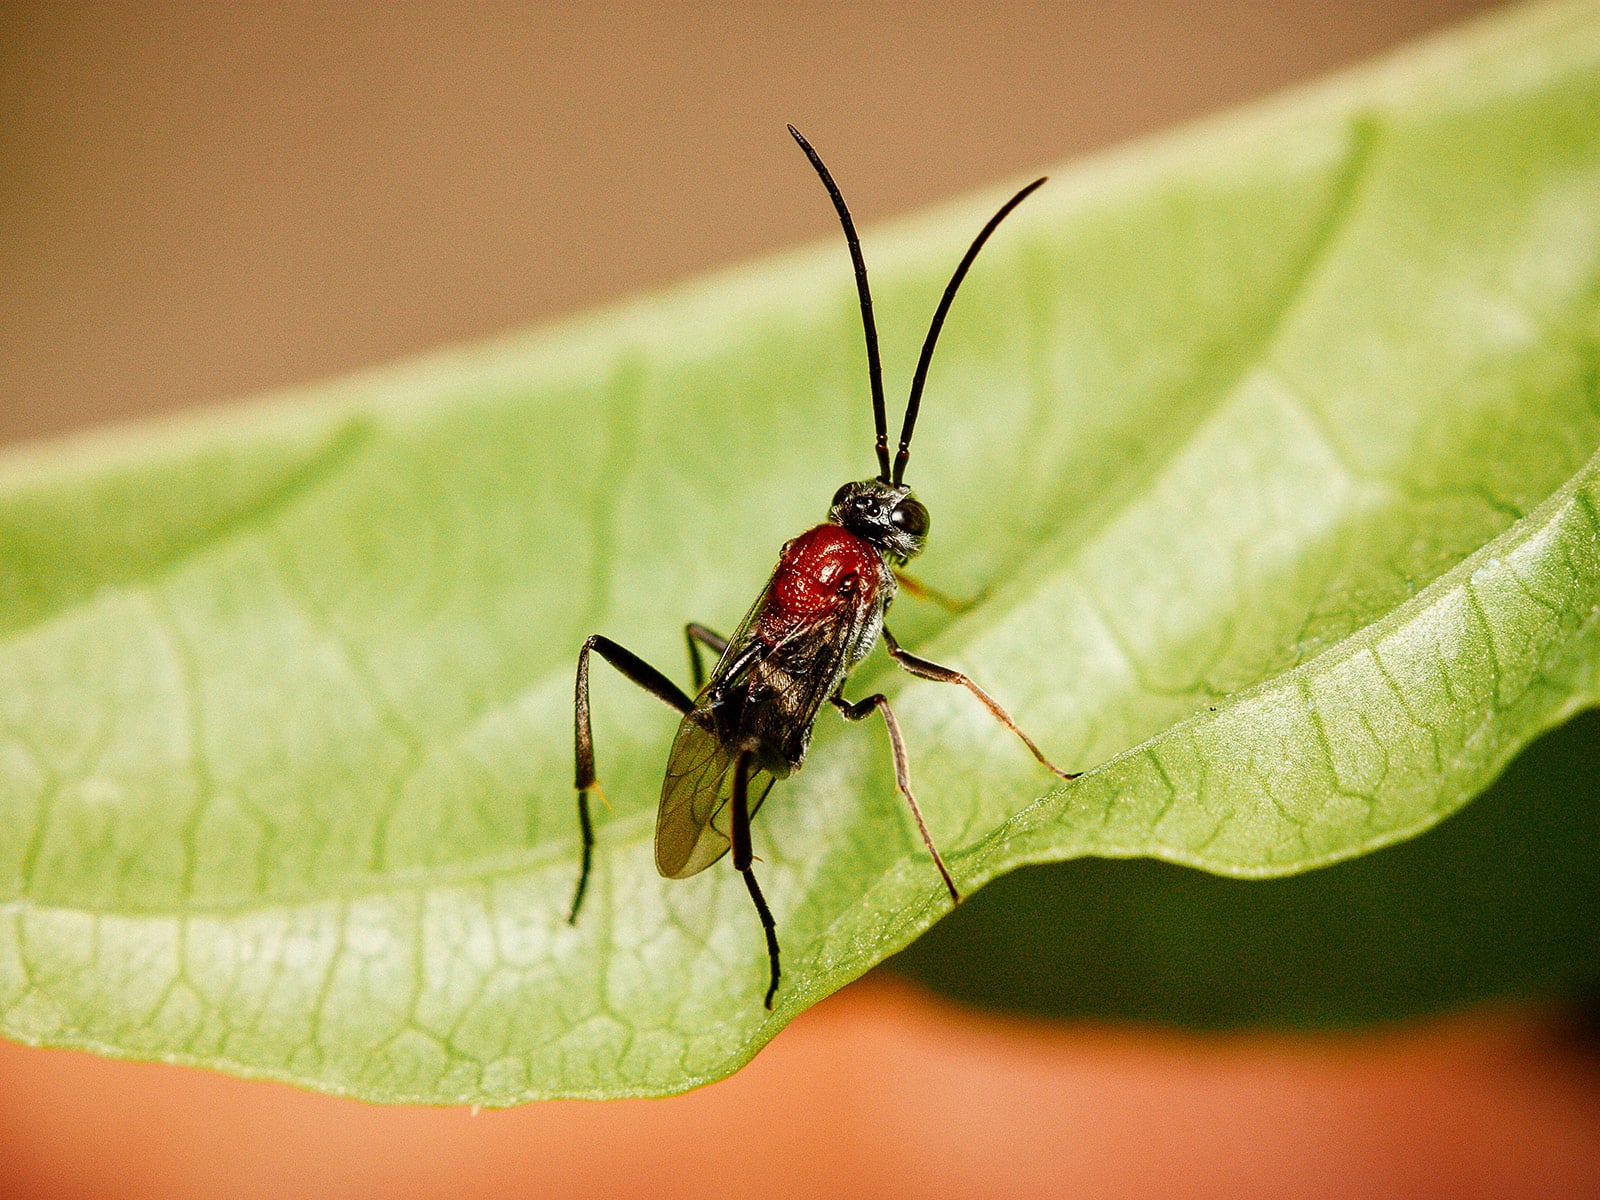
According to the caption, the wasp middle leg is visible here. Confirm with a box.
[684,622,728,691]
[832,690,959,903]
[571,635,696,923]
[882,627,1079,781]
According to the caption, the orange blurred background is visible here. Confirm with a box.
[2,0,1509,447]
[4,2,1598,1197]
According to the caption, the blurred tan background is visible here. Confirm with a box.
[3,0,1501,449]
[11,4,1599,1200]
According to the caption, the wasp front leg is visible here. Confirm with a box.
[571,635,697,923]
[892,569,986,614]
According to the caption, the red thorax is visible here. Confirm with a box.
[762,524,882,637]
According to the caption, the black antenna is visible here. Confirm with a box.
[893,177,1047,486]
[788,125,891,482]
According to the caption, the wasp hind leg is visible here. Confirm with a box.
[729,747,781,1009]
[570,635,696,923]
[881,628,1079,781]
[832,691,959,904]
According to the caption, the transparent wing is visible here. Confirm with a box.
[655,711,776,879]
[655,576,777,880]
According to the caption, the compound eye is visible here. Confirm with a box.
[831,483,853,509]
[889,497,929,539]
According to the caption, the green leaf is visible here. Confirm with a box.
[2,0,1599,1102]
[891,706,1600,1026]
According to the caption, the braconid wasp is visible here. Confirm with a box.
[570,126,1076,1008]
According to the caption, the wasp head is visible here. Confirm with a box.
[829,479,928,563]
